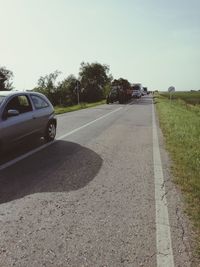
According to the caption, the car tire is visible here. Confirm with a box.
[44,120,56,142]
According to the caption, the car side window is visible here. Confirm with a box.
[31,95,49,109]
[18,95,32,113]
[4,95,32,115]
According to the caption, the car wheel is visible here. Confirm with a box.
[45,121,56,142]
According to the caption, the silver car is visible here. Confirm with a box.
[0,91,57,151]
[132,89,142,98]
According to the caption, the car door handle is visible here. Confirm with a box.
[32,116,37,119]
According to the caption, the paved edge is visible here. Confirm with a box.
[152,102,175,267]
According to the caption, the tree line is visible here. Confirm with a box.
[0,63,131,106]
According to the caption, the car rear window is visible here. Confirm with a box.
[132,85,141,91]
[31,95,49,109]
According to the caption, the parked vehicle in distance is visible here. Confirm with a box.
[131,84,142,98]
[143,87,148,95]
[106,86,119,104]
[0,91,57,151]
[107,85,132,104]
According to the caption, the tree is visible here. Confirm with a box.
[34,70,61,105]
[57,75,77,105]
[111,78,130,89]
[79,62,112,102]
[0,67,13,91]
[103,83,112,99]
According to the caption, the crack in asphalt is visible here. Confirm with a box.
[161,178,170,189]
[161,189,170,201]
[175,207,194,261]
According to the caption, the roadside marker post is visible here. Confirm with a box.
[168,86,175,102]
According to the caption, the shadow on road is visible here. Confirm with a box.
[0,140,102,204]
[0,137,47,165]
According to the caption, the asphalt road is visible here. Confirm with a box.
[0,96,196,266]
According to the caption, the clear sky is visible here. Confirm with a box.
[0,0,200,91]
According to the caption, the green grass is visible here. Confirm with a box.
[54,100,106,114]
[155,93,200,256]
[160,91,200,105]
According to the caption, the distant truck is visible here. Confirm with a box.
[143,87,149,95]
[106,85,132,104]
[131,84,143,98]
[143,87,147,93]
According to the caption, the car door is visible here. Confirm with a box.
[30,94,52,133]
[1,94,36,145]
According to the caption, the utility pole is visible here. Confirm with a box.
[75,80,81,105]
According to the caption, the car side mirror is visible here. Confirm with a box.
[7,109,20,117]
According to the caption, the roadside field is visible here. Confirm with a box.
[160,91,200,105]
[54,100,106,114]
[155,93,200,256]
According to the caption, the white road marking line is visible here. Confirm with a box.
[0,107,122,171]
[57,107,122,140]
[0,141,55,171]
[152,102,174,267]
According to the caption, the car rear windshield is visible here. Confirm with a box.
[0,96,6,106]
[132,86,140,91]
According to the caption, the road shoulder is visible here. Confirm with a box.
[155,108,198,266]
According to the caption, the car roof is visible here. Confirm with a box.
[0,91,16,97]
[0,90,31,96]
[0,90,43,97]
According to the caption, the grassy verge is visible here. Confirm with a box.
[155,94,200,255]
[54,100,106,115]
[160,91,200,105]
